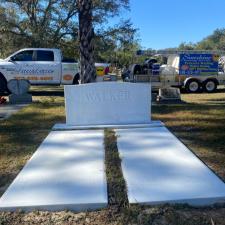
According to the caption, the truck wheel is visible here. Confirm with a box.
[0,75,7,94]
[73,73,80,85]
[203,79,217,93]
[185,79,201,93]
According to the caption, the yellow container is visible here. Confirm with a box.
[95,63,110,76]
[96,66,105,76]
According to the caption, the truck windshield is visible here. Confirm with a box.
[12,50,34,61]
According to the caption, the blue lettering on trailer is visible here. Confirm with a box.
[179,54,219,76]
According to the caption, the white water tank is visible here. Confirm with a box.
[160,65,177,75]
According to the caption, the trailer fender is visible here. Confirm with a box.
[183,77,201,87]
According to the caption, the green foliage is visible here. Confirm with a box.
[196,29,225,50]
[93,0,129,24]
[0,0,79,57]
[0,0,137,62]
[178,42,196,50]
[94,19,140,66]
[177,28,225,51]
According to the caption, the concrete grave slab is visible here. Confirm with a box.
[0,104,28,120]
[0,130,107,212]
[116,127,225,206]
[64,82,151,126]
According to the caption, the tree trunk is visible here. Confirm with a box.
[78,0,96,83]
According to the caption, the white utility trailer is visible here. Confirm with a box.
[130,50,225,93]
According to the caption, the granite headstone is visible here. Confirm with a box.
[7,79,32,104]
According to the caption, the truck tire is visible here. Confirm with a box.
[0,74,7,94]
[73,73,80,85]
[203,79,217,93]
[185,79,201,93]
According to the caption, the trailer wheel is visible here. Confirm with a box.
[0,74,7,94]
[203,79,217,93]
[185,79,201,93]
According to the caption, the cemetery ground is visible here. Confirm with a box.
[0,86,225,225]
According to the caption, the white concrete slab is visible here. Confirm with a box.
[0,130,107,212]
[52,121,164,131]
[64,82,151,126]
[0,104,28,120]
[116,127,225,206]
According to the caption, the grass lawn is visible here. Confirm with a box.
[0,86,225,225]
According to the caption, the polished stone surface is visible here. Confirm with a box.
[64,82,151,126]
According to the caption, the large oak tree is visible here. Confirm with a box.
[0,0,129,55]
[0,0,137,82]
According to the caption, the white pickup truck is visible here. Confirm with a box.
[0,48,80,93]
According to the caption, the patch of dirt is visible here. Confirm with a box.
[0,209,121,225]
[104,129,128,208]
[1,205,225,225]
[129,204,225,225]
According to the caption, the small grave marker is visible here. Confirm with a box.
[7,79,32,104]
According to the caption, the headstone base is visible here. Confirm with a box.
[157,99,184,104]
[9,94,32,104]
[53,120,164,131]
